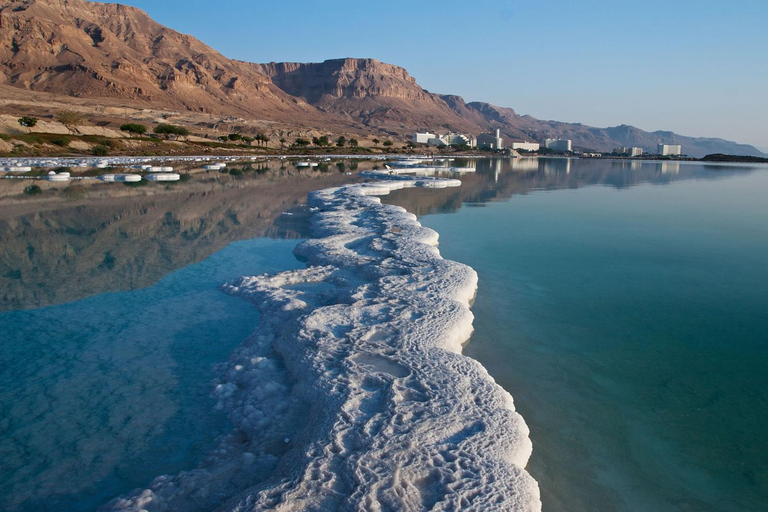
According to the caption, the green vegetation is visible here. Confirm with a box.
[294,138,310,147]
[23,184,42,196]
[154,123,190,140]
[701,153,768,163]
[336,136,347,147]
[349,138,358,148]
[50,137,70,147]
[383,140,394,147]
[228,133,242,141]
[120,123,147,136]
[18,116,38,129]
[92,145,109,156]
[312,136,330,147]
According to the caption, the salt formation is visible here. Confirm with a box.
[104,174,540,511]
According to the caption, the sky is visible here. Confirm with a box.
[104,0,768,150]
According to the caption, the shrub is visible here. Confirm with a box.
[23,184,42,195]
[92,145,109,156]
[120,123,147,135]
[50,137,70,147]
[18,116,38,129]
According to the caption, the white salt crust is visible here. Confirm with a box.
[103,176,541,512]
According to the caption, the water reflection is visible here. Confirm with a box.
[384,157,757,216]
[0,159,371,311]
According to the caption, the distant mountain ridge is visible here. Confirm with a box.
[0,0,763,158]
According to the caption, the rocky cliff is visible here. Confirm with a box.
[0,0,330,122]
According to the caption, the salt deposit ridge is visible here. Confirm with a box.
[104,173,541,511]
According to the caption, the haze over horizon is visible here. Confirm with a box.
[98,0,768,151]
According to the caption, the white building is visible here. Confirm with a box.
[477,129,504,150]
[545,139,572,152]
[657,144,682,156]
[510,141,540,152]
[413,132,436,144]
[414,131,475,147]
[614,146,643,157]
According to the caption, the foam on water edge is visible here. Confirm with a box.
[104,174,540,511]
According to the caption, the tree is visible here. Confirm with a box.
[372,138,380,146]
[241,136,255,146]
[279,137,287,150]
[294,138,310,147]
[312,135,330,147]
[174,126,190,140]
[383,140,394,147]
[154,123,188,140]
[228,133,242,141]
[56,110,84,134]
[336,136,346,147]
[120,123,147,136]
[348,138,358,148]
[18,116,38,130]
[254,133,270,147]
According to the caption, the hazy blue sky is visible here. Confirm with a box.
[105,0,768,149]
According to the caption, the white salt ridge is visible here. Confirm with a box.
[104,176,540,511]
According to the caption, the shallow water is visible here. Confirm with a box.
[415,160,768,511]
[0,237,302,511]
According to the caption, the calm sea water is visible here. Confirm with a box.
[0,237,302,511]
[2,158,766,511]
[417,160,768,511]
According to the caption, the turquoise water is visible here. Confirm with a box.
[419,162,768,511]
[0,237,302,511]
[3,159,767,511]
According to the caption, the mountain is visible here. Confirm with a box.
[0,0,331,123]
[255,58,489,133]
[0,0,763,158]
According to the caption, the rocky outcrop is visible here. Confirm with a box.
[0,0,330,122]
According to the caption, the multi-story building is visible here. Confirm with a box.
[477,129,504,150]
[413,132,436,144]
[413,132,476,147]
[545,139,572,152]
[614,146,643,157]
[510,141,540,152]
[657,144,682,156]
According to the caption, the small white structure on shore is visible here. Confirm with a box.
[147,173,181,181]
[657,144,682,156]
[45,171,70,182]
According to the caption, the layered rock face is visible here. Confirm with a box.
[257,58,490,132]
[0,0,328,120]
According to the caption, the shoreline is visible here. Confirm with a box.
[104,173,541,511]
